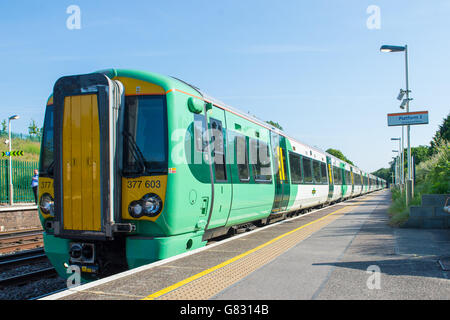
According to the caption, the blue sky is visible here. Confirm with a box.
[0,0,449,172]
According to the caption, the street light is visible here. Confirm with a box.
[391,137,403,187]
[392,156,398,185]
[380,44,413,204]
[8,115,20,206]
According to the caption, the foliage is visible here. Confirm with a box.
[388,186,421,226]
[388,141,449,226]
[325,148,354,165]
[0,120,6,133]
[28,119,42,138]
[266,120,283,131]
[411,145,431,166]
[371,167,391,181]
[414,140,450,194]
[0,136,40,161]
[429,112,450,155]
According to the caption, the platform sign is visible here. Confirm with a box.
[387,111,429,127]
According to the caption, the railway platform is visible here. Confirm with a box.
[43,190,450,300]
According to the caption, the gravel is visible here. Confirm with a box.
[0,253,68,300]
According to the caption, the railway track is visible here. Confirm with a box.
[0,247,58,289]
[0,248,47,268]
[0,229,44,254]
[0,267,57,287]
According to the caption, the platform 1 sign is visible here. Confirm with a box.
[387,111,429,127]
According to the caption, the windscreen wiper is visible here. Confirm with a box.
[123,131,147,173]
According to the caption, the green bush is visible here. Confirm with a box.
[415,141,450,194]
[388,141,449,226]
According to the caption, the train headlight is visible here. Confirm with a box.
[128,201,143,218]
[39,193,54,216]
[128,194,163,219]
[142,193,162,217]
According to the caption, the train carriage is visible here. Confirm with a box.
[38,69,385,281]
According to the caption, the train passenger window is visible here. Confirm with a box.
[194,114,206,153]
[333,166,342,184]
[289,152,302,184]
[345,170,351,185]
[302,157,313,183]
[250,139,272,182]
[313,160,321,184]
[40,105,55,176]
[320,162,328,184]
[236,135,249,182]
[210,118,227,182]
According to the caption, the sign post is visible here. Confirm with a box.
[388,110,428,205]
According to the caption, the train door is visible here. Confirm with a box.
[350,167,355,194]
[205,105,232,229]
[52,73,123,239]
[270,132,290,213]
[326,156,334,202]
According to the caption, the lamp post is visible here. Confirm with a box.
[392,156,398,185]
[392,150,399,186]
[391,137,403,189]
[380,44,413,204]
[8,115,19,206]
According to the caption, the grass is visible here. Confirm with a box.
[0,136,40,162]
[388,187,421,227]
[388,141,449,227]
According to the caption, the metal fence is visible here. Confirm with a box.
[0,159,39,204]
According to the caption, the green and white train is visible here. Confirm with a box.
[38,69,386,281]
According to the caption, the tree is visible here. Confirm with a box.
[0,119,6,134]
[411,145,431,167]
[326,148,354,165]
[266,120,283,131]
[372,167,391,182]
[430,112,449,155]
[28,119,41,138]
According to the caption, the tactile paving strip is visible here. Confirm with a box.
[144,198,372,300]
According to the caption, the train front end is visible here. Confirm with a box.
[39,71,178,281]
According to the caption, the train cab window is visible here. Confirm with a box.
[123,95,168,175]
[250,139,272,182]
[289,152,302,184]
[40,105,55,176]
[312,160,321,184]
[302,157,313,183]
[236,135,249,182]
[210,118,227,182]
[320,162,328,184]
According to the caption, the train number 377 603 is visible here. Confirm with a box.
[127,180,161,189]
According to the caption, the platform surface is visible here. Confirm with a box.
[44,190,450,300]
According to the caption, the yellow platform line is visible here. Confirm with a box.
[142,199,369,300]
